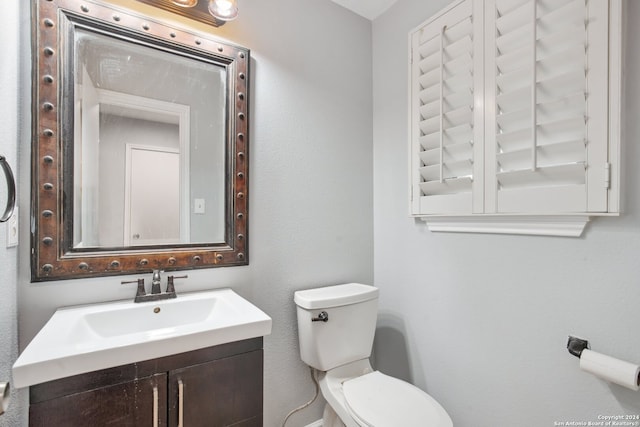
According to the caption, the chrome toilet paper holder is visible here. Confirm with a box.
[567,336,590,358]
[567,335,640,391]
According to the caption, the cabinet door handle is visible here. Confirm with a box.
[153,385,159,427]
[178,379,184,427]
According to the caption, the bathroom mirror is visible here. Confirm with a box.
[32,0,249,281]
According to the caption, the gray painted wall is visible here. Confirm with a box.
[373,0,640,426]
[16,0,372,426]
[0,1,28,426]
[12,0,638,425]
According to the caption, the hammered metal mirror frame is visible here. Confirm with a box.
[32,0,249,281]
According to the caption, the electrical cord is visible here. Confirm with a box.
[282,367,320,427]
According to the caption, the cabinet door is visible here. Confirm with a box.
[29,373,167,427]
[168,350,263,427]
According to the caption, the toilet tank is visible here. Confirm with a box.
[294,283,379,371]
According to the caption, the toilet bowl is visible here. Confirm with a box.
[294,283,453,427]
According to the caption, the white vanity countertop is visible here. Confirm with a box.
[12,288,272,388]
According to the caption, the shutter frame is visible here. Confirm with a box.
[408,0,620,235]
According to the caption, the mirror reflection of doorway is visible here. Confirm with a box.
[74,70,192,248]
[124,145,181,246]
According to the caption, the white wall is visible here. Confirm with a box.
[17,0,372,426]
[0,1,28,426]
[373,0,640,426]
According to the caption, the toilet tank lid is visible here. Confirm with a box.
[294,283,379,310]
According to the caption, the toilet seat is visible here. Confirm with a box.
[342,371,453,427]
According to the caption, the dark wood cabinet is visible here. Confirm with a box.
[30,373,167,427]
[29,338,263,427]
[168,350,263,427]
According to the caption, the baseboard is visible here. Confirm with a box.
[305,420,322,427]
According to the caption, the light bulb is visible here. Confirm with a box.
[208,0,238,21]
[171,0,198,7]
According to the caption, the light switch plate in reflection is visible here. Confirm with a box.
[6,207,18,248]
[194,198,205,215]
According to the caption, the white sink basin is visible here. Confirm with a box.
[12,288,272,388]
[84,295,220,338]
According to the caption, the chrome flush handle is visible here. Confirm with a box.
[311,311,329,322]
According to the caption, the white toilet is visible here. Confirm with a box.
[294,283,453,427]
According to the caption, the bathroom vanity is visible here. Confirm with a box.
[29,338,263,427]
[13,288,272,427]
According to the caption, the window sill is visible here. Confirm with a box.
[420,215,592,237]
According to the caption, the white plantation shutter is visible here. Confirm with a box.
[410,0,484,215]
[409,0,619,232]
[485,0,610,213]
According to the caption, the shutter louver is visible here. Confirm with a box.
[411,0,482,214]
[487,0,604,213]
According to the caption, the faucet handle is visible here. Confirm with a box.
[121,278,146,298]
[166,275,188,294]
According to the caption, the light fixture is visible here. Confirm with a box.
[208,0,239,21]
[139,0,237,26]
[170,0,198,7]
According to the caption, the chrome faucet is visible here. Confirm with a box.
[121,271,187,303]
[151,270,162,294]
